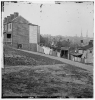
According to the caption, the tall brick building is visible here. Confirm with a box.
[3,12,40,52]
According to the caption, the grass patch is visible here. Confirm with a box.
[3,46,63,66]
[2,65,93,98]
[2,46,93,98]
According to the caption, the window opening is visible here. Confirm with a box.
[7,34,11,38]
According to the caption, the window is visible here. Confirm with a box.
[4,24,7,31]
[8,24,10,29]
[10,23,11,29]
[17,44,22,49]
[7,34,11,38]
[90,50,92,53]
[8,23,12,31]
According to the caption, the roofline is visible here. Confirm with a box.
[12,15,29,24]
[3,15,39,26]
[3,16,19,24]
[11,16,19,21]
[29,23,39,26]
[78,47,93,50]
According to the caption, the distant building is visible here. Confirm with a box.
[70,52,83,62]
[3,12,40,52]
[70,40,93,64]
[81,40,93,64]
[49,49,57,57]
[60,47,69,59]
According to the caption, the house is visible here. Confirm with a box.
[57,52,60,57]
[81,40,93,64]
[3,12,40,52]
[60,47,70,59]
[70,40,93,64]
[42,46,51,54]
[37,45,44,53]
[49,49,57,57]
[70,52,83,62]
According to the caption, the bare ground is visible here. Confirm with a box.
[2,46,93,98]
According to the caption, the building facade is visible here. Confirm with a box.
[3,12,40,52]
[60,47,69,59]
[70,40,93,64]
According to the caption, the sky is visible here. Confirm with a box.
[3,1,94,37]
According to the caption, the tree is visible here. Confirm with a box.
[40,35,45,45]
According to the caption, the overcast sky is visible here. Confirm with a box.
[3,1,94,37]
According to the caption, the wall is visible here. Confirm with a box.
[12,16,29,45]
[3,23,12,44]
[8,23,12,32]
[9,16,38,52]
[57,52,60,57]
[70,55,74,61]
[12,42,37,52]
[70,55,81,62]
[37,26,40,44]
[86,49,93,63]
[12,21,29,48]
[37,44,44,53]
[49,49,57,56]
[29,25,38,43]
[3,32,7,43]
[12,16,30,50]
[75,57,81,62]
[42,46,51,54]
[82,49,93,64]
[78,50,83,54]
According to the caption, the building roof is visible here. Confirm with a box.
[70,52,83,57]
[78,44,93,50]
[61,47,69,50]
[28,23,38,26]
[4,12,19,24]
[3,12,39,26]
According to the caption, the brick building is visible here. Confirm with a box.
[3,12,40,52]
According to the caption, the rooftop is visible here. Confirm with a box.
[3,12,39,26]
[78,44,93,50]
[61,47,70,50]
[70,52,83,57]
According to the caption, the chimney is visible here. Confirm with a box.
[81,40,83,43]
[7,16,10,23]
[3,17,7,23]
[14,12,19,18]
[67,39,69,42]
[10,14,14,21]
[80,40,83,46]
[89,40,93,45]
